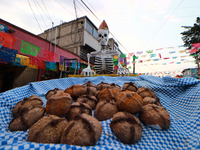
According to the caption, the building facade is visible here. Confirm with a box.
[0,19,80,92]
[38,16,122,63]
[38,16,99,63]
[0,16,123,92]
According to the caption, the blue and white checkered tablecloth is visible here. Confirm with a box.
[0,75,200,150]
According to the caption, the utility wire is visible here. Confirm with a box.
[104,6,200,16]
[41,0,53,22]
[108,14,200,22]
[76,0,98,22]
[34,0,51,23]
[80,0,101,22]
[74,0,87,15]
[80,0,130,54]
[27,0,43,33]
[33,0,48,28]
[84,0,99,18]
[54,0,75,17]
[76,0,102,28]
[140,0,185,51]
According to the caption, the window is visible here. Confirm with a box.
[86,20,98,39]
[86,21,93,35]
[93,28,98,39]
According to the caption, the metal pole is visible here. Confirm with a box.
[49,22,54,51]
[54,26,57,53]
[133,55,135,74]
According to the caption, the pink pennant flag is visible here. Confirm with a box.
[158,53,162,59]
[129,52,135,56]
[190,48,198,53]
[163,57,169,59]
[156,48,163,51]
[192,43,200,48]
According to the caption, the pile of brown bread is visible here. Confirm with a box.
[9,81,171,146]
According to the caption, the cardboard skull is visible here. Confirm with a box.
[98,20,109,46]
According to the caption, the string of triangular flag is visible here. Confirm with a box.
[115,44,200,69]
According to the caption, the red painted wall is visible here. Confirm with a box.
[0,19,80,61]
[0,19,81,81]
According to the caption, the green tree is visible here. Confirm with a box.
[181,17,200,50]
[181,17,200,78]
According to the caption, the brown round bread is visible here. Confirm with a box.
[46,92,73,117]
[139,104,171,130]
[45,88,64,100]
[60,113,102,146]
[137,87,156,98]
[109,83,121,90]
[122,82,138,92]
[65,85,87,98]
[66,102,92,121]
[83,81,97,96]
[110,111,143,144]
[94,99,118,121]
[97,87,120,101]
[76,95,98,110]
[12,95,43,118]
[28,114,68,143]
[9,105,45,132]
[95,90,101,101]
[96,82,110,91]
[83,81,96,87]
[143,97,161,106]
[116,91,143,114]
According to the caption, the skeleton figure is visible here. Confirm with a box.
[81,20,130,76]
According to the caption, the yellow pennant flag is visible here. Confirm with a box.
[16,54,30,66]
[145,59,151,62]
[28,64,38,69]
[113,55,118,59]
[180,55,187,58]
[141,55,147,58]
[179,50,186,53]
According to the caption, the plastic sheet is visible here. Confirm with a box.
[0,46,17,63]
[29,56,45,69]
[20,40,40,57]
[43,50,57,62]
[0,31,17,49]
[0,24,8,33]
[46,61,57,71]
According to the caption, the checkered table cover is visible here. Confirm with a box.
[0,75,200,150]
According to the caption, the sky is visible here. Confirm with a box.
[0,0,199,75]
